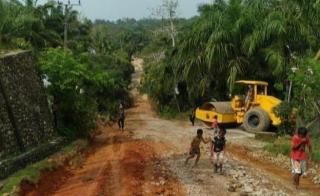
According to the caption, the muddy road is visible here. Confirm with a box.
[25,58,320,196]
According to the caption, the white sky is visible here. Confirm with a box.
[37,0,213,21]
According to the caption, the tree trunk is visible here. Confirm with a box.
[306,117,319,129]
[288,80,293,102]
[314,49,320,61]
[174,93,180,112]
[169,18,175,47]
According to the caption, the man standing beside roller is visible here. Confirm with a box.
[244,85,253,110]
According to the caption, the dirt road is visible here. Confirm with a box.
[25,58,320,196]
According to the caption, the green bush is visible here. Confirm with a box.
[273,102,295,135]
[39,48,96,138]
[158,105,190,120]
[86,52,134,115]
[158,105,179,119]
[263,137,291,156]
[312,151,320,163]
[39,48,132,139]
[312,142,320,163]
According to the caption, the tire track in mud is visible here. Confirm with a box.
[94,135,123,196]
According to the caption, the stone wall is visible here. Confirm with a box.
[0,137,65,179]
[0,89,19,158]
[0,50,55,160]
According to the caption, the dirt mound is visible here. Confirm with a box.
[20,167,71,196]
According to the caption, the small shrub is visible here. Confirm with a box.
[273,102,295,135]
[158,105,189,120]
[312,151,320,163]
[158,105,179,119]
[312,142,320,163]
[263,137,291,156]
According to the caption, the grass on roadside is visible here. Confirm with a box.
[263,136,320,163]
[312,142,320,163]
[263,137,291,156]
[0,160,55,195]
[0,139,88,195]
[158,105,190,121]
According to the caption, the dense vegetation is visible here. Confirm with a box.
[141,0,320,136]
[1,0,319,145]
[0,0,149,139]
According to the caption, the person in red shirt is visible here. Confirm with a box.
[291,127,312,189]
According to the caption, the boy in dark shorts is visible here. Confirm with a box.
[291,127,312,189]
[211,127,226,174]
[185,129,209,167]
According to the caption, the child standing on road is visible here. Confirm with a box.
[189,107,196,126]
[211,127,226,174]
[185,129,209,167]
[291,127,312,189]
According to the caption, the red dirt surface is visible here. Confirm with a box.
[21,126,185,196]
[20,167,72,196]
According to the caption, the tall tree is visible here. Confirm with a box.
[151,0,179,48]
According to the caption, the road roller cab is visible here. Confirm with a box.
[196,80,282,132]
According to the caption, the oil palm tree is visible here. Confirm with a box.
[0,0,63,48]
[174,0,258,97]
[244,0,318,95]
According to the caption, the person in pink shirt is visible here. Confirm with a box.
[212,115,219,137]
[291,127,312,189]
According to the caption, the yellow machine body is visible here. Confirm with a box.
[196,102,236,126]
[196,80,282,131]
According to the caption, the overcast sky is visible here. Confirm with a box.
[37,0,213,21]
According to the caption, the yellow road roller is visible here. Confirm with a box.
[196,80,282,132]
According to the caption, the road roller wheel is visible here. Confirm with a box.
[243,108,270,132]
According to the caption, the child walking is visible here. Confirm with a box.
[185,129,209,167]
[211,127,226,174]
[291,127,312,189]
[118,102,125,131]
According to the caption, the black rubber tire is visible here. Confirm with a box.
[243,108,270,132]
